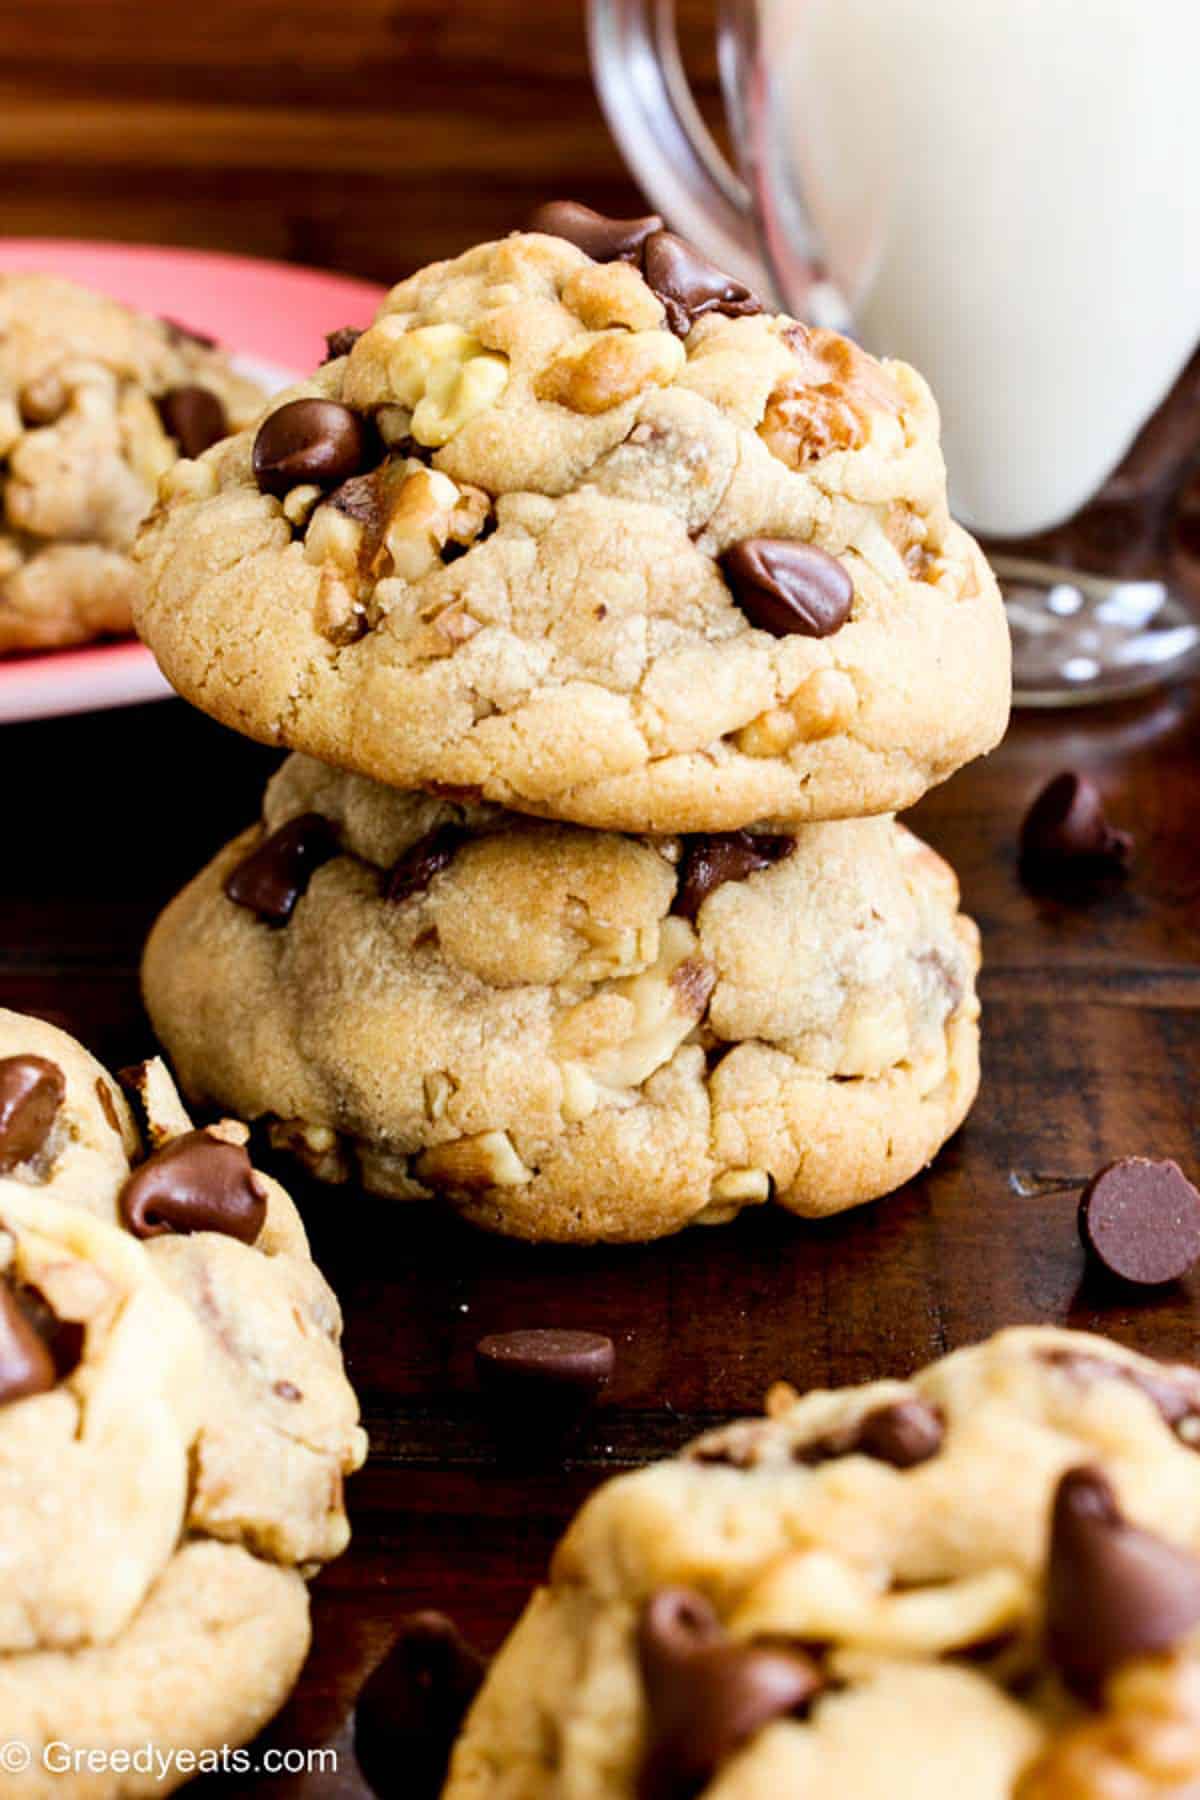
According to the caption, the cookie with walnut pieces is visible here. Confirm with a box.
[0,274,265,655]
[140,754,981,1244]
[132,224,1009,832]
[443,1325,1200,1800]
[0,1007,366,1793]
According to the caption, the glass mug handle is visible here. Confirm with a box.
[587,0,774,300]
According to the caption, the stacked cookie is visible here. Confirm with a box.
[134,206,1010,1244]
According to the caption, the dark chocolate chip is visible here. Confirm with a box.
[0,1054,66,1173]
[641,230,763,337]
[527,199,663,263]
[252,398,372,498]
[673,831,795,923]
[119,1129,268,1244]
[1019,772,1132,884]
[855,1398,945,1468]
[323,325,363,363]
[94,1077,123,1136]
[160,316,218,350]
[1078,1157,1200,1287]
[721,537,854,639]
[637,1588,822,1800]
[354,1611,485,1800]
[224,814,339,925]
[476,1329,614,1456]
[384,825,469,906]
[0,1282,58,1408]
[9,1280,84,1381]
[1045,1465,1200,1698]
[155,385,228,459]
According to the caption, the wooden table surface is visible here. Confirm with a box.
[3,674,1198,1794]
[2,1,1199,1792]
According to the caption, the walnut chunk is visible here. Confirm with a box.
[561,261,665,333]
[759,326,901,469]
[536,328,685,414]
[416,1129,532,1191]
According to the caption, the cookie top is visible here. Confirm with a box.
[0,274,263,652]
[0,1007,366,1662]
[141,755,980,1242]
[134,224,1010,831]
[445,1326,1200,1798]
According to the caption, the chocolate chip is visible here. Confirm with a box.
[1019,772,1132,885]
[354,1612,485,1799]
[527,199,663,263]
[252,398,372,498]
[224,814,339,925]
[0,1282,58,1408]
[155,385,228,458]
[641,230,763,337]
[637,1588,821,1800]
[721,538,854,639]
[323,325,363,362]
[1040,1346,1200,1449]
[1077,1157,1200,1286]
[1045,1465,1200,1698]
[476,1329,614,1456]
[0,1054,65,1173]
[384,825,469,906]
[9,1280,84,1381]
[673,832,795,923]
[94,1077,122,1136]
[855,1399,945,1468]
[119,1129,268,1244]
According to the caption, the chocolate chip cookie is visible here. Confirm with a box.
[444,1326,1200,1798]
[141,754,980,1243]
[0,275,264,653]
[133,224,1009,832]
[0,1008,366,1789]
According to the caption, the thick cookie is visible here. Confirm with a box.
[133,228,1009,832]
[445,1326,1200,1799]
[0,1008,366,1793]
[141,755,980,1244]
[0,276,264,653]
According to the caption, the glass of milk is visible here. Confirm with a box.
[589,0,1200,704]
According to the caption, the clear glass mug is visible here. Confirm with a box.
[589,0,1200,705]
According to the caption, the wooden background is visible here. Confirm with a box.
[1,2,1199,1795]
[0,0,718,278]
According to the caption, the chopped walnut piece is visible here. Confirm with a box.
[536,329,685,414]
[759,326,901,469]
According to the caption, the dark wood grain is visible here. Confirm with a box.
[2,675,1198,1795]
[0,0,721,281]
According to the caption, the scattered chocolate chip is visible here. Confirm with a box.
[527,199,663,263]
[1078,1157,1200,1287]
[252,398,373,498]
[0,1054,66,1174]
[273,1380,303,1402]
[641,230,763,337]
[119,1129,268,1244]
[384,825,469,906]
[855,1398,945,1468]
[354,1612,485,1800]
[155,385,228,458]
[476,1329,614,1456]
[323,325,363,362]
[224,814,339,925]
[673,831,795,922]
[721,537,854,639]
[0,1282,58,1408]
[637,1588,821,1800]
[1019,772,1132,886]
[94,1077,122,1136]
[1045,1465,1200,1698]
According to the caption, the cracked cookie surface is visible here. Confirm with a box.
[0,275,264,654]
[445,1326,1200,1799]
[141,754,980,1244]
[133,231,1009,832]
[0,1008,366,1795]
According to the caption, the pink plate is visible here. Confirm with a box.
[0,239,388,723]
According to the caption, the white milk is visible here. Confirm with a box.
[766,0,1200,536]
